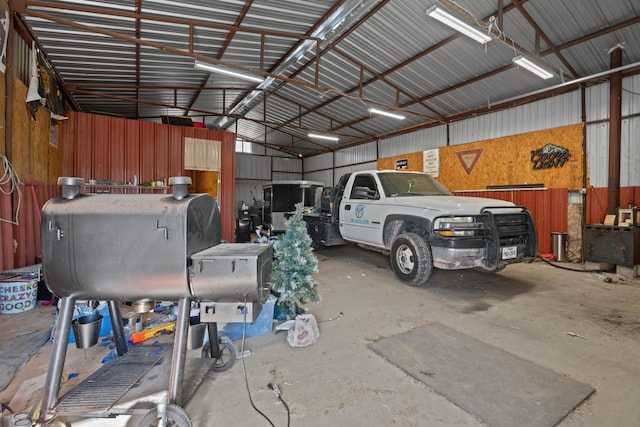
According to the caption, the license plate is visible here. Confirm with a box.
[502,246,517,260]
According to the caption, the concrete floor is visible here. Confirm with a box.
[2,243,640,426]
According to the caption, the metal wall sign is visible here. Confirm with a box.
[531,143,571,170]
[395,158,408,169]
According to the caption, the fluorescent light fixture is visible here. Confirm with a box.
[194,60,264,84]
[427,5,491,44]
[368,108,405,120]
[308,133,339,141]
[512,55,554,80]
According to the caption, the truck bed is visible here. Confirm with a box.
[303,213,345,247]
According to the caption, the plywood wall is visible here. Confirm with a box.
[11,75,59,183]
[441,124,584,191]
[189,170,220,197]
[377,151,424,171]
[0,75,61,271]
[377,124,584,191]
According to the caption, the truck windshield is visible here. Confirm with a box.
[378,172,452,197]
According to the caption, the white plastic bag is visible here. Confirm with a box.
[287,314,319,347]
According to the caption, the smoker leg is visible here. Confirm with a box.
[168,297,190,407]
[107,300,128,356]
[205,322,221,358]
[39,296,76,423]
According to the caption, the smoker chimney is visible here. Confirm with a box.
[169,176,192,200]
[57,177,84,200]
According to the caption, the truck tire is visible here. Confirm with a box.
[390,232,433,286]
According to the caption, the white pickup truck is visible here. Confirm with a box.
[303,170,538,286]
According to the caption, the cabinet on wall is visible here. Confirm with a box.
[184,138,221,171]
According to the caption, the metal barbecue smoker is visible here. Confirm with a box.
[39,177,273,426]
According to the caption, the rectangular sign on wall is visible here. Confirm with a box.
[423,149,439,177]
[395,159,408,169]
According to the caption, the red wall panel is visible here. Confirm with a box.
[0,181,59,271]
[168,126,184,174]
[92,116,111,181]
[125,119,141,185]
[74,113,93,179]
[108,118,126,184]
[453,188,567,255]
[0,182,14,270]
[139,121,157,183]
[586,187,639,224]
[59,112,236,243]
[154,126,170,183]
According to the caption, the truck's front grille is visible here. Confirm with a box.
[495,214,530,245]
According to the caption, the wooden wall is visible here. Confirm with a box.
[1,74,59,271]
[441,124,583,191]
[377,151,423,171]
[378,124,584,191]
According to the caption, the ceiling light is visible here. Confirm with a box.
[512,55,554,80]
[368,108,405,120]
[426,5,491,44]
[194,60,264,84]
[308,133,339,141]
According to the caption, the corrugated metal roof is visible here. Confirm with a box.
[17,0,640,157]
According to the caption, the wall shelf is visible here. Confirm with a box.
[81,184,168,194]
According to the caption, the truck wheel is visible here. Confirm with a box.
[390,232,433,286]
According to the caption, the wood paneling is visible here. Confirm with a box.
[1,76,61,271]
[441,124,584,191]
[377,125,585,193]
[377,152,423,171]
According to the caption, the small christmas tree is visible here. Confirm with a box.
[271,202,319,319]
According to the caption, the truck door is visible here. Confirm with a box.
[339,173,385,246]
